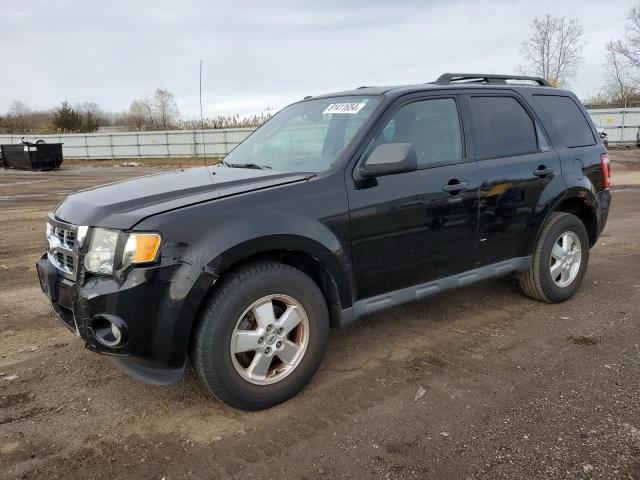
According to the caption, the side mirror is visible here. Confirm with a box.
[360,143,418,178]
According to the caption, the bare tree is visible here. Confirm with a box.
[604,41,636,106]
[8,99,30,118]
[5,100,33,133]
[152,88,179,129]
[141,95,156,127]
[124,90,179,131]
[611,6,640,70]
[74,102,108,126]
[581,89,611,108]
[2,100,60,134]
[520,15,584,87]
[608,5,640,97]
[127,99,148,131]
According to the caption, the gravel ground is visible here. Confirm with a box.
[0,151,639,479]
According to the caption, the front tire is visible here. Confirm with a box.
[519,212,589,303]
[193,261,329,410]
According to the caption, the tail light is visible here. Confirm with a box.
[600,153,611,189]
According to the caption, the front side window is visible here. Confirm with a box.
[224,95,381,173]
[470,96,538,158]
[533,94,595,148]
[375,98,463,169]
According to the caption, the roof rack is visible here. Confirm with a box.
[434,73,551,87]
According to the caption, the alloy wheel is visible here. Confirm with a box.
[550,231,582,288]
[230,294,310,385]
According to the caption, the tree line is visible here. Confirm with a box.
[1,100,106,135]
[0,87,272,135]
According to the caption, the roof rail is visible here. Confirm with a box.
[434,73,551,87]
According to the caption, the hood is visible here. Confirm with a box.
[54,166,309,229]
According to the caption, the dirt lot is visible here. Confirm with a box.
[1,151,639,479]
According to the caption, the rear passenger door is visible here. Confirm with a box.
[530,94,602,190]
[465,92,563,266]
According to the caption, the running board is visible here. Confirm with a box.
[335,256,531,328]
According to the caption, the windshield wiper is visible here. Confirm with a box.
[222,162,271,170]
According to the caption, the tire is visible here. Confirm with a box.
[519,212,590,303]
[193,261,329,410]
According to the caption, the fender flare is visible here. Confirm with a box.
[529,185,599,253]
[208,233,353,306]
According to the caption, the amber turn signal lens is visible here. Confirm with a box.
[130,233,161,263]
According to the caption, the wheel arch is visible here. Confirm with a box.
[533,187,599,252]
[184,243,348,359]
[209,234,353,309]
[181,228,354,351]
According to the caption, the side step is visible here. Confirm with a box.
[335,256,531,328]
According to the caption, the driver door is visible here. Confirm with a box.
[347,95,480,299]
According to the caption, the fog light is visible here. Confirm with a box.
[110,322,122,344]
[92,314,126,347]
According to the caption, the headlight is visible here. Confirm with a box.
[84,228,161,275]
[84,228,119,274]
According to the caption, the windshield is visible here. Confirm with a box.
[223,95,381,173]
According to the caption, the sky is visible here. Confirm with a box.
[1,0,636,119]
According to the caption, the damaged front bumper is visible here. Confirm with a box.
[36,254,187,385]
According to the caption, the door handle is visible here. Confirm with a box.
[533,166,554,177]
[442,180,468,193]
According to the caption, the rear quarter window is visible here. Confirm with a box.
[533,95,595,148]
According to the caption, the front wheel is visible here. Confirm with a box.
[192,261,329,410]
[519,212,590,303]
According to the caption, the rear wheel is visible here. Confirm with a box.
[519,212,589,303]
[193,261,329,410]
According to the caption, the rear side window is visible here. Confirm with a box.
[470,96,538,158]
[533,95,595,147]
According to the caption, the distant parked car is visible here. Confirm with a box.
[636,127,640,147]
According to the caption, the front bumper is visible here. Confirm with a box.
[36,254,188,384]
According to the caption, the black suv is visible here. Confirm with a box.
[37,73,611,410]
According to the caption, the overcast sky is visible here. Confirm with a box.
[1,0,636,119]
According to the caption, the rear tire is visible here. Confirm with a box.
[193,261,329,410]
[519,212,589,303]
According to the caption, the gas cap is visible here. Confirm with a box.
[573,159,585,180]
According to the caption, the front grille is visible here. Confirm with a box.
[46,214,80,280]
[55,251,75,272]
[52,225,76,250]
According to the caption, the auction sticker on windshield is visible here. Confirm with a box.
[323,103,367,114]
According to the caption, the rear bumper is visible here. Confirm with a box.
[36,254,192,384]
[595,189,612,242]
